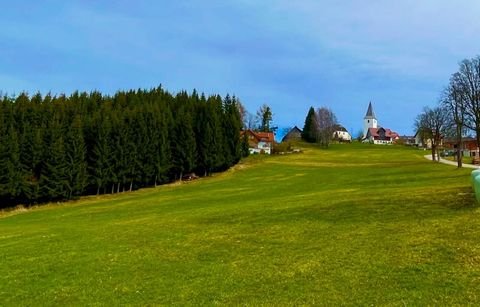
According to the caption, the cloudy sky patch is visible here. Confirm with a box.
[2,1,480,134]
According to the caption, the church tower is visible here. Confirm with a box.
[363,102,377,139]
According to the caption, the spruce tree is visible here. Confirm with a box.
[302,107,317,143]
[256,104,273,132]
[209,95,226,171]
[90,116,112,195]
[65,116,87,199]
[153,105,171,184]
[39,127,68,200]
[124,110,139,192]
[223,95,242,166]
[0,125,23,204]
[241,132,250,157]
[171,104,196,180]
[194,102,210,176]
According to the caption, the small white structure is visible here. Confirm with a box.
[332,125,352,142]
[414,130,433,149]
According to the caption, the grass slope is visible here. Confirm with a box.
[1,143,479,305]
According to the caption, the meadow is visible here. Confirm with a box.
[1,143,479,305]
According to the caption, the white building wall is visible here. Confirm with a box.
[363,117,377,139]
[373,139,393,145]
[333,130,352,141]
[249,141,272,154]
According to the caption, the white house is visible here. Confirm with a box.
[332,125,352,142]
[241,130,275,154]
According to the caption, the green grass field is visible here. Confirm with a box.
[1,143,479,305]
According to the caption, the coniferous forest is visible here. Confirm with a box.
[0,86,246,208]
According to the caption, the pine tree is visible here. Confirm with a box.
[193,102,209,176]
[123,110,139,192]
[171,104,196,180]
[30,128,44,201]
[241,132,250,157]
[256,104,273,132]
[19,124,41,203]
[223,95,242,166]
[0,125,23,204]
[65,116,87,199]
[302,107,317,143]
[153,104,171,184]
[138,107,156,186]
[39,127,68,200]
[90,115,112,195]
[208,95,226,171]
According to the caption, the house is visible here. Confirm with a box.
[332,125,352,142]
[362,102,399,144]
[365,127,399,144]
[414,130,441,149]
[241,130,275,154]
[414,130,430,148]
[399,135,416,146]
[282,126,302,142]
[443,137,478,157]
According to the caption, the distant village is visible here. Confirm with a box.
[242,102,475,159]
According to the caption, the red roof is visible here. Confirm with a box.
[241,130,274,143]
[367,127,399,139]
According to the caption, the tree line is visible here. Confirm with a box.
[301,106,338,147]
[0,86,246,208]
[415,55,480,167]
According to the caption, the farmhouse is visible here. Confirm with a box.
[364,127,399,144]
[399,135,416,146]
[282,126,302,142]
[414,130,433,148]
[332,125,352,142]
[362,102,399,144]
[241,130,275,154]
[443,137,478,157]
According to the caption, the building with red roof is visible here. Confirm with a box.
[241,130,275,154]
[362,102,399,145]
[365,127,399,144]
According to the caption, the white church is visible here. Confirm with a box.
[362,102,399,145]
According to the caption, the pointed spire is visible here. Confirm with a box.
[365,101,376,118]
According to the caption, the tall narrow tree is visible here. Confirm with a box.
[302,107,317,143]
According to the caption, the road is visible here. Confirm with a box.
[424,154,480,169]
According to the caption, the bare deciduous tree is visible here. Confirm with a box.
[315,107,337,148]
[441,72,468,167]
[236,99,248,129]
[415,106,449,162]
[455,57,480,150]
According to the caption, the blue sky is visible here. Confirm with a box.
[2,1,480,136]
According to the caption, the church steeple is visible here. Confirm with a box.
[363,101,378,139]
[365,101,376,119]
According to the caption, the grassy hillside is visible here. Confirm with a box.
[1,143,479,305]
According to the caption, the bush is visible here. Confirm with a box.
[273,142,292,154]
